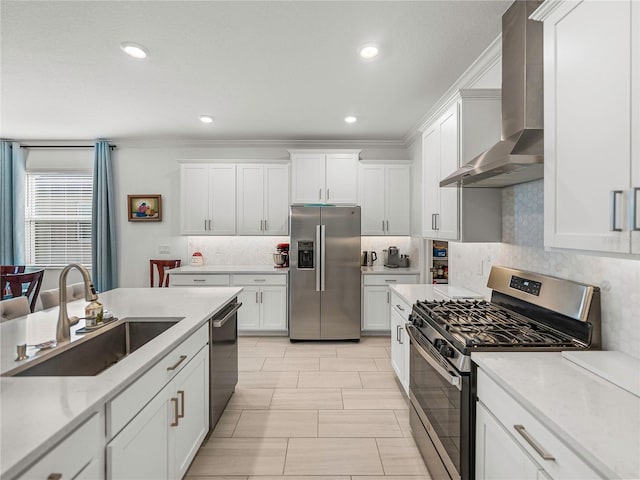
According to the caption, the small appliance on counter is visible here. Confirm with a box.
[191,251,204,266]
[361,250,377,267]
[399,254,410,268]
[384,246,400,268]
[273,243,289,268]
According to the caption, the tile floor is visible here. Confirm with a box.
[186,336,431,480]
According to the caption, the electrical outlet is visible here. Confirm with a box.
[159,245,171,254]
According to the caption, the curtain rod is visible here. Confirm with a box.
[20,144,117,150]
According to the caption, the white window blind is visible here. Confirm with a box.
[25,172,93,266]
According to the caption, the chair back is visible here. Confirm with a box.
[1,270,45,312]
[40,283,86,309]
[1,266,26,274]
[150,259,181,287]
[0,296,31,321]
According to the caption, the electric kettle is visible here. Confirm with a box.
[361,251,378,267]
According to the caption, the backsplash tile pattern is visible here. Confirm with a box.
[450,180,640,359]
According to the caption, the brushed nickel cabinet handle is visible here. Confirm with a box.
[193,279,206,282]
[631,187,640,231]
[166,355,187,371]
[209,219,212,230]
[386,220,389,231]
[398,326,403,344]
[431,213,436,230]
[171,397,179,427]
[396,324,401,342]
[260,291,264,303]
[254,278,266,282]
[387,291,390,303]
[611,190,623,231]
[327,188,330,200]
[382,220,385,232]
[264,219,268,231]
[319,188,322,200]
[396,304,405,311]
[47,475,62,480]
[204,219,207,231]
[513,425,555,461]
[177,390,185,418]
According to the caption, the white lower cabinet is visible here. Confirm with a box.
[362,274,418,332]
[389,293,410,395]
[232,275,287,332]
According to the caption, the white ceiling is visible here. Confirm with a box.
[1,1,511,143]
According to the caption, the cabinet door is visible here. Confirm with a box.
[172,347,209,480]
[437,105,460,240]
[359,165,386,235]
[237,287,260,330]
[422,127,440,237]
[209,165,237,235]
[237,164,265,235]
[385,165,411,235]
[476,402,540,480]
[326,153,358,204]
[260,286,287,330]
[291,153,325,204]
[389,307,404,381]
[363,287,390,331]
[181,165,211,234]
[107,391,170,480]
[544,0,631,253]
[634,0,640,254]
[264,164,290,235]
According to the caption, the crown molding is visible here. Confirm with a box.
[529,0,564,21]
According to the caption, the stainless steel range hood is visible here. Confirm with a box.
[440,0,544,188]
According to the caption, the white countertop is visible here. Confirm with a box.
[361,266,420,275]
[389,283,486,305]
[0,286,241,479]
[472,352,640,480]
[170,265,288,274]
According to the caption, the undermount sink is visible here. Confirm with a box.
[5,317,183,377]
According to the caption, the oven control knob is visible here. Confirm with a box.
[440,345,454,358]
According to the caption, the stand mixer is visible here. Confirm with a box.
[273,243,289,268]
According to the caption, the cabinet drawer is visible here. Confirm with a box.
[107,322,209,439]
[231,274,287,286]
[20,413,101,480]
[477,369,603,479]
[170,274,230,286]
[390,293,411,319]
[363,274,418,285]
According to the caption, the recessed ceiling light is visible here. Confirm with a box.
[120,42,148,59]
[200,115,214,124]
[359,44,379,59]
[345,116,357,124]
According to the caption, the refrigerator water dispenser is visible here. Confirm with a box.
[297,241,314,269]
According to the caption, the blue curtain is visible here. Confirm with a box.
[0,141,25,264]
[92,140,117,291]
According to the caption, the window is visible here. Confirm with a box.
[25,172,93,266]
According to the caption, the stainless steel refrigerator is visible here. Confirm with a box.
[289,206,361,341]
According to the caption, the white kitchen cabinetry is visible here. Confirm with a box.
[232,274,287,332]
[359,163,411,235]
[476,368,603,480]
[107,324,209,480]
[18,414,103,480]
[533,0,640,255]
[237,164,289,235]
[181,164,236,235]
[289,150,360,205]
[362,274,418,332]
[421,90,502,242]
[389,291,411,394]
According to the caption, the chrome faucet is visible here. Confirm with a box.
[56,263,99,342]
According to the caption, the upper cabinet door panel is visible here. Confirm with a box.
[359,165,386,235]
[237,164,265,235]
[181,165,211,234]
[386,165,411,235]
[209,165,237,235]
[291,153,325,204]
[422,127,440,238]
[326,153,358,204]
[437,105,460,240]
[264,164,290,235]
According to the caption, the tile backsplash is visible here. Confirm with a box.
[449,180,640,359]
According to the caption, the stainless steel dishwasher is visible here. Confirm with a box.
[209,298,241,430]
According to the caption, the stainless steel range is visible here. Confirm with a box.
[406,266,601,480]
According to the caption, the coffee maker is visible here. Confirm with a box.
[384,246,400,268]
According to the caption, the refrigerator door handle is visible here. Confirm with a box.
[320,224,326,291]
[316,224,321,292]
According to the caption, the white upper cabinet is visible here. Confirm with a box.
[359,163,411,235]
[533,0,640,255]
[290,150,360,205]
[421,90,502,241]
[237,164,289,235]
[181,164,236,235]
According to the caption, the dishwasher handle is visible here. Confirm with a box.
[212,302,242,328]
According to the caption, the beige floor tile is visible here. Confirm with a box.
[336,347,389,358]
[359,336,392,346]
[285,346,338,358]
[270,388,343,409]
[318,410,403,437]
[239,371,299,388]
[239,357,266,372]
[226,387,274,410]
[376,438,430,476]
[374,358,394,372]
[319,357,378,372]
[394,409,412,437]
[342,389,408,410]
[298,371,362,388]
[250,477,349,480]
[262,357,319,372]
[238,336,260,346]
[238,345,287,357]
[385,346,392,357]
[191,438,287,476]
[186,476,248,480]
[255,336,291,345]
[353,477,429,480]
[234,410,317,437]
[211,409,242,437]
[284,438,383,475]
[360,372,401,389]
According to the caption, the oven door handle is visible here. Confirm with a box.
[406,324,462,391]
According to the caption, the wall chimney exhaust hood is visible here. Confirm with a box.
[440,0,544,188]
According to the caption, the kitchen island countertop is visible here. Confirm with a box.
[0,286,241,479]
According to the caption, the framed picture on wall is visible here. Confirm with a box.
[127,194,162,222]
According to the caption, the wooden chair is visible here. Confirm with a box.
[1,270,45,312]
[40,283,86,309]
[0,296,31,321]
[150,259,181,287]
[1,265,26,274]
